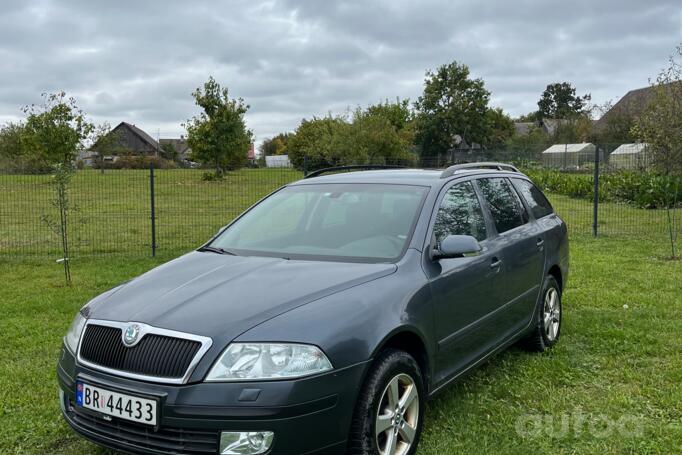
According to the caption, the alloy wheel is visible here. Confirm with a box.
[543,287,561,341]
[375,373,420,455]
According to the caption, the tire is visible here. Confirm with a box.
[521,275,562,352]
[347,349,425,455]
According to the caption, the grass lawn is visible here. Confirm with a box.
[1,233,680,454]
[0,168,302,256]
[2,168,679,257]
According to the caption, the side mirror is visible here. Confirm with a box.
[432,235,482,260]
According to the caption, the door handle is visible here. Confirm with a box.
[536,238,545,250]
[490,257,502,269]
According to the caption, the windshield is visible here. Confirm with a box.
[210,183,429,262]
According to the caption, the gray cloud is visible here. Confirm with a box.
[0,0,680,141]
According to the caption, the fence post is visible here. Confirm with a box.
[592,146,600,237]
[150,163,157,256]
[303,156,309,177]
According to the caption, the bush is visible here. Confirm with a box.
[525,168,682,209]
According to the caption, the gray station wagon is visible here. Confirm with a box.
[58,162,569,455]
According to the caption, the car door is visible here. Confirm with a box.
[476,177,545,337]
[423,179,506,385]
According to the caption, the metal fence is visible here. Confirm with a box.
[1,146,679,257]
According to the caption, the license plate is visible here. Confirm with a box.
[76,381,157,426]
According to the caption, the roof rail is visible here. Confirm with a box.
[304,164,405,179]
[440,162,520,179]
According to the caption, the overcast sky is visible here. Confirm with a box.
[1,0,680,144]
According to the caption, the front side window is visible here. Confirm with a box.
[211,184,428,262]
[477,178,529,234]
[513,178,554,219]
[433,181,487,243]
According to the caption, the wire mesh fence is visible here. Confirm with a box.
[1,145,680,258]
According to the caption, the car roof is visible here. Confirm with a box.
[290,168,527,188]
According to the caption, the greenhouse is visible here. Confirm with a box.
[541,143,596,169]
[608,143,650,170]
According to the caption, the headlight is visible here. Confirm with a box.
[206,343,333,381]
[64,312,87,354]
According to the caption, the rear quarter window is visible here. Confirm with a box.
[513,178,554,219]
[477,177,529,234]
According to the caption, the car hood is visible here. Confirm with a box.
[87,251,396,344]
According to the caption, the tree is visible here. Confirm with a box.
[90,122,125,172]
[0,122,33,171]
[484,108,515,148]
[341,105,414,165]
[185,77,253,176]
[259,132,291,157]
[632,50,682,175]
[21,91,93,285]
[287,115,350,169]
[160,141,179,162]
[632,44,682,258]
[414,61,491,160]
[21,92,93,165]
[537,82,591,119]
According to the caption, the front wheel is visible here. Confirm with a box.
[521,275,562,352]
[347,349,424,455]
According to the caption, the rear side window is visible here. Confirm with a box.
[513,179,554,219]
[433,181,487,243]
[477,178,529,233]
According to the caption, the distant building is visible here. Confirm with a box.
[265,155,291,168]
[159,136,192,161]
[595,82,682,131]
[105,122,160,155]
[514,118,571,137]
[609,143,650,170]
[541,143,596,169]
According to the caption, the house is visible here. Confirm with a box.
[159,136,192,161]
[514,118,571,137]
[85,122,160,165]
[105,122,160,155]
[541,143,596,169]
[595,82,682,130]
[608,143,650,170]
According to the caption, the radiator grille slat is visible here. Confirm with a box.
[80,324,202,379]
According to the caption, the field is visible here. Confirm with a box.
[1,169,680,256]
[0,169,302,256]
[1,170,681,454]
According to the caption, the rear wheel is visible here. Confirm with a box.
[521,275,562,352]
[348,349,424,455]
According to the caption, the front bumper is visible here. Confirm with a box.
[58,345,367,454]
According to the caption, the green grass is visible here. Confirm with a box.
[1,234,680,454]
[1,169,681,453]
[1,168,679,257]
[0,168,302,256]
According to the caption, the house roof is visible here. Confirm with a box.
[542,143,595,154]
[159,138,191,156]
[611,143,649,155]
[596,82,681,127]
[118,122,159,150]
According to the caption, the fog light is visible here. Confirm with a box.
[220,431,274,454]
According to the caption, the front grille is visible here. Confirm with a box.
[80,324,202,379]
[67,400,218,454]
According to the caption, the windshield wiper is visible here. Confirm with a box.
[197,246,237,256]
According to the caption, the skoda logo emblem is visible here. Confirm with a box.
[123,324,141,347]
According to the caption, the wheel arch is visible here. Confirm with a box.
[548,264,563,291]
[370,326,432,393]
